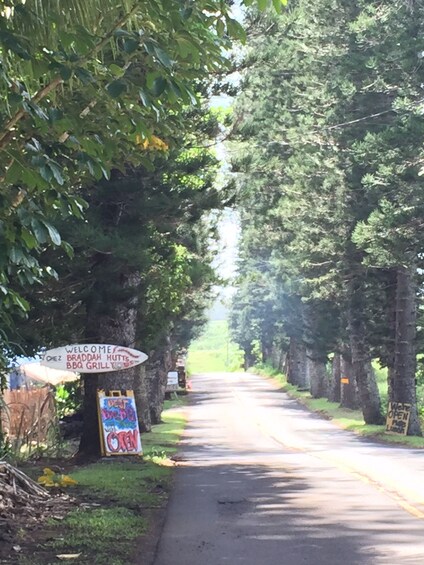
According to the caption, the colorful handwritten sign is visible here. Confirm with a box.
[41,344,148,373]
[386,402,411,435]
[97,391,142,456]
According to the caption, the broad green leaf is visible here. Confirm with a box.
[152,76,167,96]
[109,64,124,77]
[75,67,95,84]
[48,162,64,186]
[226,18,246,42]
[58,64,73,81]
[11,293,30,312]
[107,79,127,98]
[31,219,48,244]
[40,165,53,182]
[41,220,61,246]
[123,38,139,54]
[154,46,173,68]
[139,89,151,107]
[21,229,38,250]
[9,246,24,264]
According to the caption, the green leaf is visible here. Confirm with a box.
[61,240,74,258]
[109,64,124,77]
[216,19,225,37]
[41,220,61,246]
[5,161,21,184]
[31,219,48,244]
[114,29,134,38]
[58,64,73,81]
[21,229,38,250]
[153,46,173,69]
[139,89,151,107]
[123,38,139,54]
[107,79,127,98]
[75,67,95,84]
[9,246,24,264]
[11,292,30,312]
[257,0,268,10]
[226,18,247,42]
[152,76,167,96]
[48,162,64,186]
[40,165,53,182]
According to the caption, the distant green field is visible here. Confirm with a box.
[187,320,243,374]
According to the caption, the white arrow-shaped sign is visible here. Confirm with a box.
[41,344,148,373]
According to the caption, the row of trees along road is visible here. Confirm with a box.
[230,0,424,435]
[0,0,287,457]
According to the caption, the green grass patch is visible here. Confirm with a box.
[252,363,424,448]
[188,320,243,373]
[46,507,146,565]
[18,407,187,565]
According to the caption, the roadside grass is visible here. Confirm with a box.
[17,400,187,565]
[187,320,243,374]
[252,363,424,448]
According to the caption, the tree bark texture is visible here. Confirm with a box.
[347,279,384,424]
[243,346,256,370]
[147,345,173,425]
[392,265,421,436]
[79,271,150,456]
[340,352,359,410]
[328,353,341,403]
[288,337,309,389]
[308,351,328,398]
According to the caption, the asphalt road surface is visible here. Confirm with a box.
[153,372,424,565]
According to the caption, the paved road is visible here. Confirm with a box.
[153,372,424,565]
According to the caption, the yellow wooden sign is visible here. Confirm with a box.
[340,377,349,384]
[386,402,411,435]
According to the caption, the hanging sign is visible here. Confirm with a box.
[41,344,148,373]
[166,371,179,392]
[386,402,411,435]
[97,390,142,456]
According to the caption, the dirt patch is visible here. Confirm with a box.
[0,458,169,565]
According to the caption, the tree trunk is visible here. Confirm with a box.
[243,346,255,370]
[147,345,172,425]
[79,271,149,457]
[340,351,359,410]
[347,279,384,424]
[383,268,397,414]
[328,353,341,403]
[133,365,152,432]
[392,265,421,436]
[308,351,328,398]
[288,337,308,389]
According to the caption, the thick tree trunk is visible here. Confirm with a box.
[392,265,421,436]
[383,269,397,414]
[288,337,308,389]
[133,365,152,432]
[347,279,384,424]
[243,346,255,370]
[328,353,341,403]
[308,351,328,399]
[340,351,359,410]
[261,340,272,364]
[79,272,149,457]
[147,345,172,425]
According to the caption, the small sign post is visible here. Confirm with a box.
[386,402,411,435]
[166,371,179,392]
[97,390,142,456]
